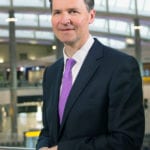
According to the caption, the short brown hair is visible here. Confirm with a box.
[49,0,94,11]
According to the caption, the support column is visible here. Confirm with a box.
[134,18,143,76]
[9,10,18,139]
[55,37,64,59]
[0,105,2,132]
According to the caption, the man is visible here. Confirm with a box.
[36,0,145,149]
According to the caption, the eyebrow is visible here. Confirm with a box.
[52,7,80,12]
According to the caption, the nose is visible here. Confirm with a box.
[60,13,71,25]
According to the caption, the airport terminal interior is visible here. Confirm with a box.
[0,0,150,149]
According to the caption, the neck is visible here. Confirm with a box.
[64,35,90,57]
[64,45,78,57]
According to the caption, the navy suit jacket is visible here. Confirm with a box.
[36,39,145,150]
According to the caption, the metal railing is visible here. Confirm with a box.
[0,80,42,88]
[0,146,35,150]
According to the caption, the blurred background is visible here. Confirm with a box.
[0,0,150,149]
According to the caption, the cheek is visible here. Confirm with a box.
[51,18,58,27]
[79,16,90,25]
[75,18,87,28]
[78,19,89,30]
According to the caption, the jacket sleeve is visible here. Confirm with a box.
[58,57,145,150]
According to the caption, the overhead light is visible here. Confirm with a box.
[6,17,17,22]
[134,25,142,30]
[126,38,135,45]
[0,58,4,63]
[6,68,11,72]
[30,56,36,60]
[19,67,25,72]
[52,45,57,50]
[35,66,40,71]
[29,40,38,44]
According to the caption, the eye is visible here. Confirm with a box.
[69,9,78,14]
[52,10,61,15]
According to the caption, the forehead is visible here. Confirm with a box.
[52,0,86,9]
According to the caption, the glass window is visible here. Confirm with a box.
[0,13,8,25]
[13,0,44,7]
[144,0,150,12]
[46,0,50,8]
[115,0,131,9]
[16,30,34,38]
[109,20,131,35]
[137,0,145,13]
[140,26,150,39]
[0,0,10,6]
[137,0,150,16]
[39,15,52,27]
[35,31,54,40]
[0,29,8,37]
[97,37,126,49]
[95,0,106,11]
[108,0,135,14]
[0,0,149,48]
[97,37,108,45]
[15,13,38,27]
[131,23,136,37]
[89,18,108,32]
[109,39,126,49]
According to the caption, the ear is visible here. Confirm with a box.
[89,9,96,24]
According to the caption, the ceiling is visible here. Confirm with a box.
[0,0,150,65]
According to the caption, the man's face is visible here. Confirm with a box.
[51,0,95,47]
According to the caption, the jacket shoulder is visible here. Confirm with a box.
[94,38,138,64]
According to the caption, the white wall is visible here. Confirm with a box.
[0,87,42,105]
[143,84,150,99]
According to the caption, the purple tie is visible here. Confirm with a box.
[59,58,76,123]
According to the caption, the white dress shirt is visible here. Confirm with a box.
[63,35,94,84]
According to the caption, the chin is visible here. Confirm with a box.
[60,38,75,45]
[63,41,74,45]
[58,34,76,43]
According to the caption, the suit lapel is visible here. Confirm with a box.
[50,59,64,142]
[59,39,104,136]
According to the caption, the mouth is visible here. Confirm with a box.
[60,28,74,31]
[58,26,75,31]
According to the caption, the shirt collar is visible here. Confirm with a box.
[63,35,94,65]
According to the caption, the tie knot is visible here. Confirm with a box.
[66,58,76,69]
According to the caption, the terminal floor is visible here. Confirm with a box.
[0,113,42,143]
